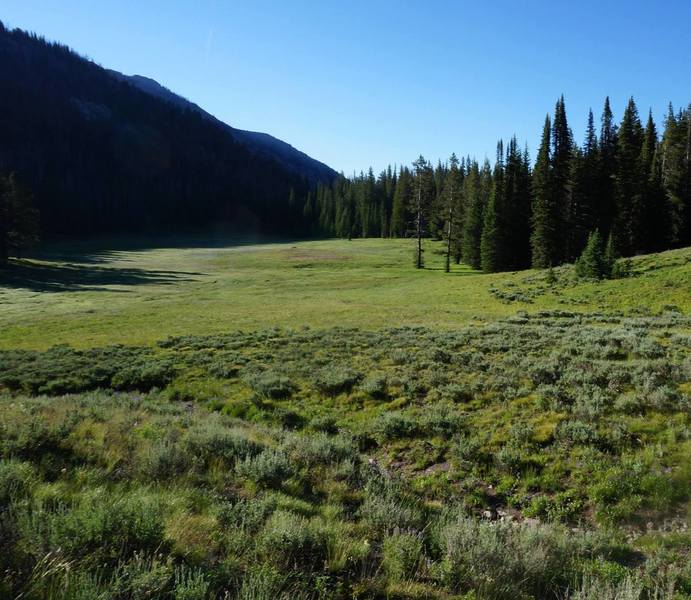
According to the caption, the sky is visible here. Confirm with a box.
[2,1,690,175]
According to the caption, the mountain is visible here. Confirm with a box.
[106,70,336,184]
[0,22,336,235]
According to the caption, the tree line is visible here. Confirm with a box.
[300,96,691,271]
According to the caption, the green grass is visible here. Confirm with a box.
[1,237,690,599]
[1,237,689,349]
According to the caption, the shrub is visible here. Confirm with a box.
[257,510,328,571]
[26,491,167,563]
[173,566,209,600]
[313,366,361,396]
[438,516,590,599]
[360,373,388,399]
[246,372,296,400]
[235,450,293,489]
[372,412,418,441]
[0,459,37,505]
[184,422,262,467]
[382,532,424,583]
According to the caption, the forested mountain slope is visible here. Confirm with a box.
[0,22,336,235]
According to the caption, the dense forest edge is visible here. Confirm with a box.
[1,21,690,276]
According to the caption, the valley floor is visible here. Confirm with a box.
[0,237,688,349]
[0,238,690,599]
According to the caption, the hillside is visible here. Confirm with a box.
[106,70,336,184]
[0,23,336,235]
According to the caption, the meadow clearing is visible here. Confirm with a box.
[0,238,690,599]
[0,237,689,349]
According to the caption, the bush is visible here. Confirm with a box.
[372,412,418,441]
[438,516,593,599]
[0,459,37,505]
[360,373,388,399]
[382,532,424,583]
[246,372,296,400]
[313,366,361,396]
[235,450,293,489]
[24,491,167,563]
[257,510,328,571]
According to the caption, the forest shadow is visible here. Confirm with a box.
[0,259,204,293]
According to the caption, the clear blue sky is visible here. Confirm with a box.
[3,1,690,175]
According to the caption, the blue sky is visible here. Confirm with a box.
[3,1,690,174]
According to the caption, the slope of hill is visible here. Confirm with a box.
[106,70,336,184]
[0,22,336,235]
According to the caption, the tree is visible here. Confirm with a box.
[575,229,611,279]
[411,156,432,269]
[569,109,600,260]
[531,115,555,267]
[639,111,669,252]
[612,97,644,256]
[391,168,411,238]
[0,173,40,266]
[461,160,485,269]
[480,141,507,272]
[551,95,573,264]
[442,153,463,272]
[598,96,618,237]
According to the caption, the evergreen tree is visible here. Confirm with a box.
[531,115,556,267]
[0,173,40,265]
[640,111,669,251]
[569,110,600,260]
[391,168,411,238]
[461,160,485,269]
[575,229,611,279]
[411,155,432,268]
[504,138,532,269]
[612,97,644,256]
[442,153,463,272]
[660,104,691,246]
[551,95,573,263]
[598,96,618,237]
[480,142,506,272]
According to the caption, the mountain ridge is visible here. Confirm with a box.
[0,21,335,235]
[105,69,337,183]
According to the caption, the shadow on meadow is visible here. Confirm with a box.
[0,258,205,293]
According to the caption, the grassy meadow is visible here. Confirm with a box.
[1,237,689,349]
[0,237,690,599]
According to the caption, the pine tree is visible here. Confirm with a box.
[391,167,411,238]
[442,153,463,272]
[531,115,556,267]
[551,95,573,263]
[0,173,40,265]
[661,104,691,246]
[640,111,669,251]
[461,160,485,269]
[612,97,644,256]
[575,229,611,279]
[480,142,505,272]
[411,155,432,269]
[504,138,532,269]
[569,110,600,260]
[598,97,618,237]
